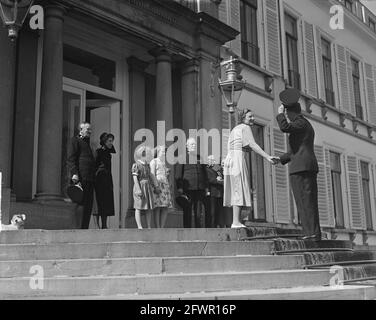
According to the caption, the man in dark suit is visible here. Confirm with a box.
[276,89,321,241]
[67,122,96,229]
[206,155,224,228]
[175,138,210,228]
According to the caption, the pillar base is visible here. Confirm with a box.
[0,187,11,225]
[11,200,77,230]
[34,193,65,203]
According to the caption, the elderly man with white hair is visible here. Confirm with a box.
[67,122,96,229]
[175,137,210,228]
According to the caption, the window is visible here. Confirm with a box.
[285,13,300,90]
[369,18,376,32]
[321,38,335,106]
[344,0,354,12]
[330,152,344,228]
[360,161,373,230]
[63,44,116,91]
[351,58,363,120]
[248,124,266,222]
[240,0,259,65]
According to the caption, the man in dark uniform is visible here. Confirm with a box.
[175,138,210,228]
[206,155,224,228]
[276,89,321,241]
[67,122,96,229]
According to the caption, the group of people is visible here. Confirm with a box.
[67,123,116,229]
[132,139,226,229]
[67,88,322,240]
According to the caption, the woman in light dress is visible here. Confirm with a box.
[150,146,172,228]
[223,109,277,229]
[132,146,161,229]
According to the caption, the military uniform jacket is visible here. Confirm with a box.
[276,113,319,175]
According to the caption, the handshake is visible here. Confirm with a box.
[268,156,281,165]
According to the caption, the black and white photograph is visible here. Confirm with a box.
[1,0,376,303]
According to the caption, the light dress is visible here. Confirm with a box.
[150,158,173,208]
[223,123,255,207]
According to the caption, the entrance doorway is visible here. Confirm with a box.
[62,85,122,229]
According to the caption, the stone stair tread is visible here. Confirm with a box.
[0,268,327,280]
[9,285,376,300]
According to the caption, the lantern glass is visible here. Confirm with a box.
[219,78,245,107]
[0,0,33,27]
[218,57,245,113]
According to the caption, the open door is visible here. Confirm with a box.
[86,100,121,229]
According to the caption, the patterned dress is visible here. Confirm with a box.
[223,124,253,208]
[132,161,157,210]
[150,158,173,208]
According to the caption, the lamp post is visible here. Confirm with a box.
[0,0,34,41]
[218,56,245,113]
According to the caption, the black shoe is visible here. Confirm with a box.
[302,234,321,241]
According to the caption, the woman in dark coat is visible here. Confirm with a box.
[94,133,116,229]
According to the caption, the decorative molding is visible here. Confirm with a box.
[264,75,274,93]
[305,98,313,114]
[339,113,346,128]
[210,60,220,97]
[321,106,328,121]
[367,127,374,140]
[352,118,359,134]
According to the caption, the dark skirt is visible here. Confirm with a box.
[94,169,115,217]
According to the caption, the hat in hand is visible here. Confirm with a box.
[175,194,191,210]
[67,183,84,204]
[279,88,301,107]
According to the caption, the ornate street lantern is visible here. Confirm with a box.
[0,0,34,41]
[218,57,246,113]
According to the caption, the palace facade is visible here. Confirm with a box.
[1,0,376,245]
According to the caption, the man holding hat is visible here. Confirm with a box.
[275,88,321,241]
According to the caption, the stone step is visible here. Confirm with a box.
[0,269,331,299]
[303,250,376,266]
[38,285,376,300]
[0,255,304,278]
[0,227,305,245]
[272,239,353,253]
[0,229,249,244]
[0,241,273,261]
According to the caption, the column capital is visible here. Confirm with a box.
[181,58,200,76]
[127,56,149,73]
[44,2,67,20]
[149,47,172,63]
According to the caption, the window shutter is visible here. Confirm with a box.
[364,63,376,125]
[273,129,291,223]
[218,0,228,24]
[325,149,335,227]
[302,21,318,98]
[315,28,326,100]
[346,156,366,230]
[335,44,351,113]
[263,0,282,75]
[346,50,356,115]
[229,0,241,56]
[314,145,330,227]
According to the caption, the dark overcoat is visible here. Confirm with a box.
[67,136,96,182]
[94,146,116,217]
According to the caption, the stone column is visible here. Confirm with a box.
[127,56,148,214]
[181,59,199,134]
[150,47,174,140]
[200,57,222,131]
[35,4,66,201]
[0,27,16,223]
